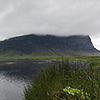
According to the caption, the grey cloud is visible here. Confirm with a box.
[0,0,100,49]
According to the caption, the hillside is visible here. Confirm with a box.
[0,34,99,56]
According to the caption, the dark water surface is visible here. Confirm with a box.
[0,59,52,100]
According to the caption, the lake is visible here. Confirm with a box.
[0,59,53,100]
[0,58,88,100]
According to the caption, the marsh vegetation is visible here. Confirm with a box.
[23,57,100,100]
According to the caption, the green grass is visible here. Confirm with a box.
[0,54,100,61]
[23,59,100,100]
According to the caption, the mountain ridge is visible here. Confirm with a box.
[0,34,99,57]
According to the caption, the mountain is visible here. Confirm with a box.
[0,34,99,56]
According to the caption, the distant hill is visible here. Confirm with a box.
[0,34,99,56]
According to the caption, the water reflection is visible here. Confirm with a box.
[0,59,51,100]
[0,72,26,100]
[0,59,50,79]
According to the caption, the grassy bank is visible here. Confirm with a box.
[23,59,100,100]
[0,54,100,61]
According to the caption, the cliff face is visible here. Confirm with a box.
[0,34,99,56]
[64,35,97,52]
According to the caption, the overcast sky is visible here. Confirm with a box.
[0,0,100,50]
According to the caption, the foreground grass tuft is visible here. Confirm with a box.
[23,60,100,100]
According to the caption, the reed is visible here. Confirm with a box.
[23,60,100,100]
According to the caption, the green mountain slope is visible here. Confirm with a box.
[0,34,99,56]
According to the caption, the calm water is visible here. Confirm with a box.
[0,59,52,100]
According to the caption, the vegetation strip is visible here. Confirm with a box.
[23,57,100,100]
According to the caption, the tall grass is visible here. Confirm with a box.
[23,60,100,100]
